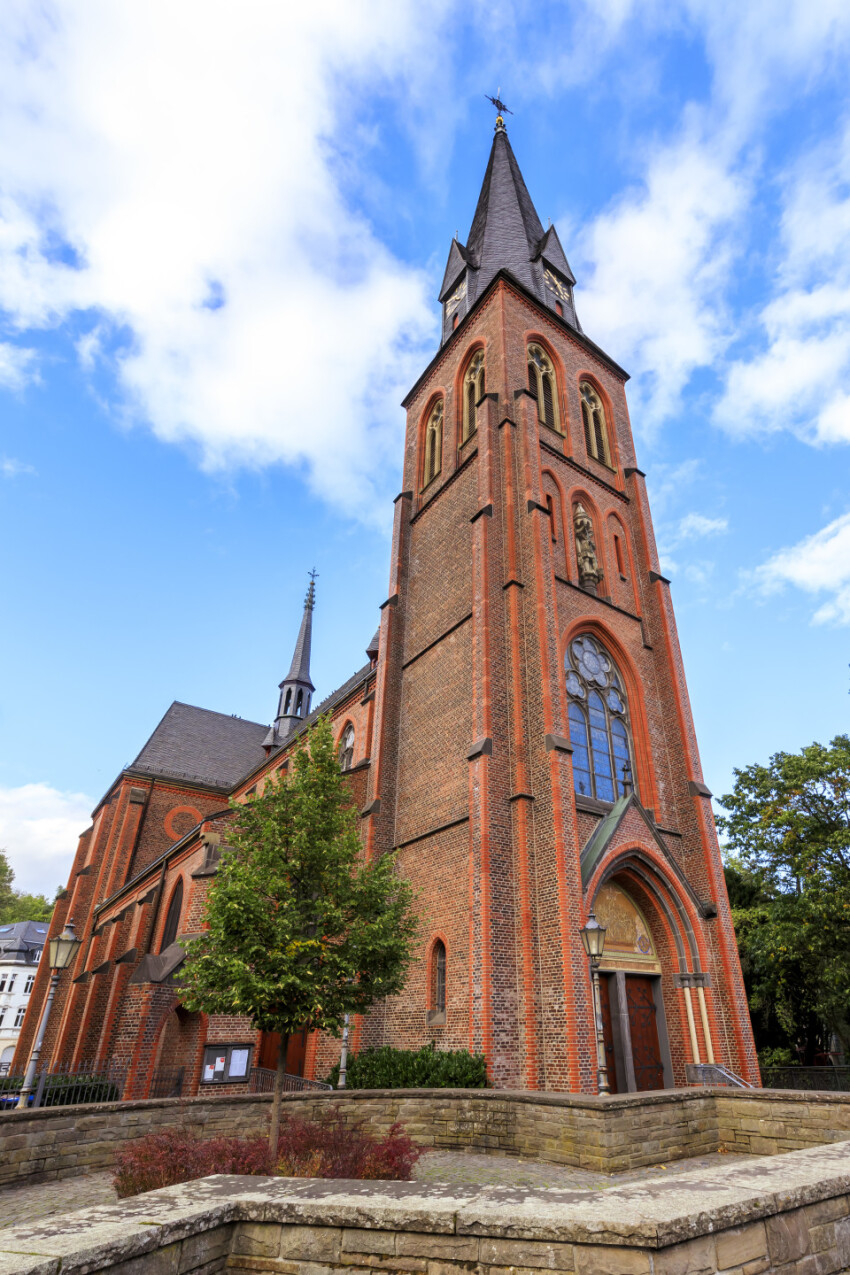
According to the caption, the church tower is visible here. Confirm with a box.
[361,114,758,1091]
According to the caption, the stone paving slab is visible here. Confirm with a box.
[0,1149,758,1231]
[2,1139,850,1271]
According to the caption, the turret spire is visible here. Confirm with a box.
[263,572,317,753]
[438,112,580,344]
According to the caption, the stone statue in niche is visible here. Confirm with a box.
[574,502,604,591]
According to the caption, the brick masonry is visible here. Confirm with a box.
[4,1087,850,1191]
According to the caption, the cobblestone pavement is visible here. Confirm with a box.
[0,1150,755,1231]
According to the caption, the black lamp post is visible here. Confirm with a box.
[580,911,611,1095]
[16,920,81,1109]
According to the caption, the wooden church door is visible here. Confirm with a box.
[597,976,619,1093]
[626,976,665,1090]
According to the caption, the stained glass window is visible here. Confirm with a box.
[339,725,355,772]
[566,635,635,802]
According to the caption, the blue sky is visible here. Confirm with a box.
[1,0,849,893]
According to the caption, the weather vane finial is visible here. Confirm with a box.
[306,568,318,609]
[485,88,512,132]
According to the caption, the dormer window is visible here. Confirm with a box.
[444,277,467,329]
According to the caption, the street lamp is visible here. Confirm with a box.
[337,1013,350,1089]
[580,911,610,1096]
[16,920,81,1109]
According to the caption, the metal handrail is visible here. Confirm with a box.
[249,1066,331,1093]
[687,1062,754,1088]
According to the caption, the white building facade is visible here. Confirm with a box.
[0,921,49,1070]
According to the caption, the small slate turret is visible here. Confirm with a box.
[263,575,316,752]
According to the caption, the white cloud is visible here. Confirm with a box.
[716,122,850,446]
[0,0,457,517]
[574,131,746,433]
[1,457,35,478]
[0,783,92,896]
[0,342,36,391]
[752,511,850,625]
[677,513,728,540]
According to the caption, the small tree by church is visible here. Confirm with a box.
[181,717,418,1159]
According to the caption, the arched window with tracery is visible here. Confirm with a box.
[431,939,446,1016]
[580,381,612,467]
[527,344,560,432]
[339,724,355,772]
[160,879,184,952]
[422,399,443,488]
[462,350,485,443]
[566,635,635,803]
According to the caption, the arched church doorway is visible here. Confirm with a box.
[150,1005,203,1097]
[593,882,673,1093]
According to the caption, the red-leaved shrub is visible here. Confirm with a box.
[112,1111,422,1199]
[112,1127,271,1198]
[276,1111,421,1180]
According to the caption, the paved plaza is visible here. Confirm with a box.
[0,1149,756,1230]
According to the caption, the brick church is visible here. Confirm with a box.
[16,116,759,1097]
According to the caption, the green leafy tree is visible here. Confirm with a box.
[0,849,57,924]
[718,735,850,1063]
[181,717,419,1157]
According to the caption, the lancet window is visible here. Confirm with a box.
[462,350,485,442]
[431,940,446,1015]
[160,879,184,952]
[566,635,635,803]
[527,344,560,432]
[422,399,443,488]
[580,381,612,467]
[339,724,355,772]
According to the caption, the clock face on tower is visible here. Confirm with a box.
[543,267,571,303]
[445,277,467,315]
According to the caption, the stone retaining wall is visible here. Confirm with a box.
[3,1087,850,1190]
[3,1139,850,1275]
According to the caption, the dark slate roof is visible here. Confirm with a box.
[282,579,316,691]
[438,122,581,344]
[0,920,51,962]
[130,702,270,790]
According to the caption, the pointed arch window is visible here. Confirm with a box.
[566,635,635,803]
[160,879,184,952]
[431,940,446,1017]
[462,350,485,443]
[295,689,304,716]
[339,724,355,772]
[284,688,292,715]
[527,344,561,432]
[422,399,443,488]
[580,381,612,467]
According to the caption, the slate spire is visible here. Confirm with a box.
[263,575,317,752]
[438,114,581,345]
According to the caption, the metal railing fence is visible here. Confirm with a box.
[760,1066,850,1092]
[249,1066,332,1093]
[149,1067,185,1099]
[0,1058,127,1110]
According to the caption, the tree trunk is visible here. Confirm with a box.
[268,1035,289,1166]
